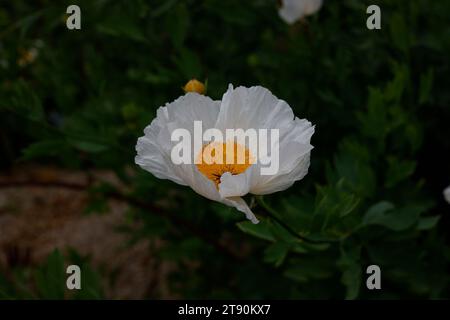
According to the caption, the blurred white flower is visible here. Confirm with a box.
[444,185,450,204]
[135,85,314,223]
[278,0,323,24]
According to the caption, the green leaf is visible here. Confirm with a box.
[21,139,66,160]
[333,145,376,198]
[338,244,362,300]
[237,220,274,242]
[363,202,425,231]
[358,87,388,143]
[385,63,408,103]
[280,196,315,234]
[313,182,362,237]
[268,219,302,244]
[416,216,440,230]
[363,201,395,225]
[34,249,66,299]
[385,157,416,188]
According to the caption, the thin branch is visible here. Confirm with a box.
[255,195,329,244]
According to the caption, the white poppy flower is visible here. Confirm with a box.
[278,0,323,25]
[444,185,450,204]
[135,85,314,223]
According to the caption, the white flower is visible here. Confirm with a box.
[278,0,323,24]
[444,185,450,204]
[135,85,314,223]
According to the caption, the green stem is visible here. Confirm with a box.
[255,195,329,244]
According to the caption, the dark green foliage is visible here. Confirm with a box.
[0,0,449,299]
[0,249,103,299]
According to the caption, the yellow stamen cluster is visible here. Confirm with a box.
[196,141,253,187]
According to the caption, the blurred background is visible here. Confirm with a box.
[0,0,449,299]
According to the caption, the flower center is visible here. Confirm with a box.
[196,141,253,187]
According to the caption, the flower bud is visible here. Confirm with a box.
[183,79,206,95]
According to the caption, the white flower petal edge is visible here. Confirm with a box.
[279,0,323,25]
[135,85,314,224]
[136,92,224,198]
[135,93,219,186]
[444,185,450,204]
[217,85,314,198]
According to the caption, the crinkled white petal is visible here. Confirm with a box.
[279,0,323,24]
[215,85,295,131]
[251,120,314,194]
[165,93,220,132]
[444,185,450,204]
[136,92,258,223]
[216,85,314,199]
[135,115,186,186]
[136,85,313,224]
[219,171,252,198]
[252,147,312,195]
[181,164,223,202]
[223,196,259,224]
[136,93,220,186]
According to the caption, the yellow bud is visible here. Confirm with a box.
[183,79,206,95]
